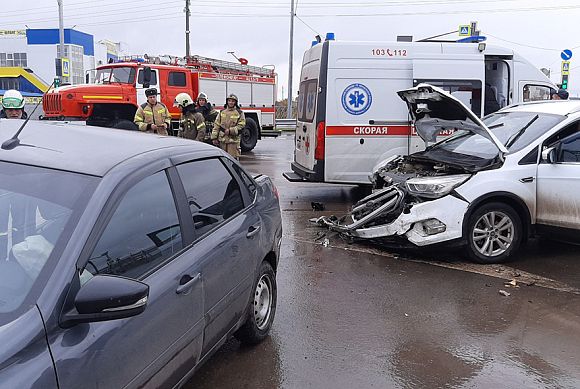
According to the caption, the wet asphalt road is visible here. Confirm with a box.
[185,134,580,389]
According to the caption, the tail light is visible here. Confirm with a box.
[315,121,325,160]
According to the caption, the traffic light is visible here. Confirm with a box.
[53,77,60,88]
[562,74,569,90]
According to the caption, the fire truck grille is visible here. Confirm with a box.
[43,94,62,114]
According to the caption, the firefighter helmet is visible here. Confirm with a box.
[226,94,238,102]
[173,92,194,107]
[197,92,208,101]
[2,89,25,109]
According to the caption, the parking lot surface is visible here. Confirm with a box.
[186,134,580,389]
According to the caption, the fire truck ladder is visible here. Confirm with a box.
[187,55,274,78]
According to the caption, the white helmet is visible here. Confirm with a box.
[2,89,25,109]
[173,92,194,108]
[197,92,208,101]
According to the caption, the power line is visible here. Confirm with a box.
[295,15,321,36]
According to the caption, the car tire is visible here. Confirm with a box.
[240,117,259,152]
[465,202,523,264]
[234,261,277,345]
[112,119,138,131]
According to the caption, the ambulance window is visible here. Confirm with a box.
[137,69,157,86]
[168,72,187,87]
[416,80,482,117]
[523,85,553,102]
[298,79,317,123]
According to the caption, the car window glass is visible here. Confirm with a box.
[523,84,553,102]
[558,132,580,162]
[137,69,158,86]
[177,159,244,237]
[483,112,565,152]
[415,80,482,116]
[168,72,187,87]
[298,79,317,123]
[0,162,97,318]
[86,171,182,281]
[222,158,257,201]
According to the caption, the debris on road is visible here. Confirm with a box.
[311,201,325,211]
[499,290,511,297]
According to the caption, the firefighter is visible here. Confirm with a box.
[0,89,28,119]
[212,94,245,159]
[173,92,206,141]
[134,88,171,135]
[551,88,569,100]
[195,92,218,143]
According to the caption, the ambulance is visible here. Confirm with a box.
[283,35,556,185]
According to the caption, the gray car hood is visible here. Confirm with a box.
[397,84,508,155]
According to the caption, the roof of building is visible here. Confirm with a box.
[0,120,215,176]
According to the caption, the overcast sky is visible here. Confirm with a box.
[2,0,580,99]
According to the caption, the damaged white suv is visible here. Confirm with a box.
[319,84,580,263]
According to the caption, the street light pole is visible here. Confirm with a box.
[185,0,191,58]
[57,0,65,82]
[286,0,294,119]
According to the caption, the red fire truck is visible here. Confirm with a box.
[42,55,277,152]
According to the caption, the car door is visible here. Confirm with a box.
[536,129,580,229]
[174,157,260,356]
[50,169,204,389]
[137,68,158,106]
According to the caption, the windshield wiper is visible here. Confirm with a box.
[505,115,539,149]
[488,123,504,129]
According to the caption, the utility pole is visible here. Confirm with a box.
[286,0,294,119]
[185,0,191,58]
[57,0,65,82]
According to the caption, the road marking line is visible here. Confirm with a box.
[285,235,580,296]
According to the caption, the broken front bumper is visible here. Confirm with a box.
[315,188,469,246]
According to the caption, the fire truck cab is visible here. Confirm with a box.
[284,36,556,185]
[42,55,277,152]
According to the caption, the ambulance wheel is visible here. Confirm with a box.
[112,119,138,131]
[240,117,259,152]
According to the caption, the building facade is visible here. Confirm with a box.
[0,28,96,96]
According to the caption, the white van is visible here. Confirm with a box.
[284,37,556,185]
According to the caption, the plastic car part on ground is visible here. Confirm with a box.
[310,186,405,235]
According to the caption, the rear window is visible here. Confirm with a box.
[298,79,318,123]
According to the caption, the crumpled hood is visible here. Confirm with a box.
[397,84,508,155]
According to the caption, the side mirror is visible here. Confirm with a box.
[85,73,90,84]
[61,274,149,328]
[142,66,152,89]
[541,146,557,164]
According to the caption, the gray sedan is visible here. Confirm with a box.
[0,119,282,388]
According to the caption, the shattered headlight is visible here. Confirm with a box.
[406,174,471,199]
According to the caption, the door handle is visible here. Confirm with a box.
[520,177,535,183]
[246,224,261,238]
[176,273,201,295]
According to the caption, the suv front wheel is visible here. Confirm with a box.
[465,202,523,263]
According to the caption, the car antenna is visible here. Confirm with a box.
[1,80,56,150]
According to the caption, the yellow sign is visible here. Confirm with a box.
[458,25,471,37]
[0,30,26,38]
[62,58,70,78]
[562,61,571,76]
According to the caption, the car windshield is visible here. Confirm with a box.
[95,66,136,84]
[0,162,97,323]
[427,111,565,160]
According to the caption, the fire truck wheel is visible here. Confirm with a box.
[112,119,138,131]
[240,117,259,152]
